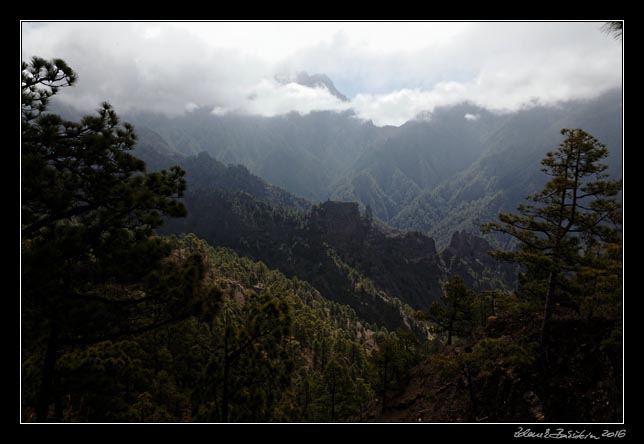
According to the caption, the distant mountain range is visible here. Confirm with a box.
[51,77,621,249]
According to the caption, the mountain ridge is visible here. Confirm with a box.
[120,88,621,247]
[50,87,622,250]
[287,72,350,102]
[132,139,514,332]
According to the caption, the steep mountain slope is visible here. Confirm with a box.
[119,88,621,247]
[391,91,622,247]
[23,233,386,422]
[330,104,503,222]
[441,231,516,291]
[127,108,389,201]
[365,311,622,423]
[176,234,381,422]
[132,137,513,332]
[134,130,310,212]
[132,142,420,330]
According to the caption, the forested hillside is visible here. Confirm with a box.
[128,143,514,331]
[389,92,623,247]
[22,45,622,425]
[21,59,424,421]
[24,233,417,421]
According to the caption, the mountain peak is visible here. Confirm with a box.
[277,71,349,102]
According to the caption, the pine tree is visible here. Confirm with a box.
[601,21,623,40]
[371,332,418,414]
[429,275,475,345]
[21,57,208,421]
[203,283,292,422]
[483,129,622,342]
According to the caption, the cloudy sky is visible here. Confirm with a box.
[21,21,622,127]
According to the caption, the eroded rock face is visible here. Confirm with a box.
[441,230,516,292]
[307,202,444,310]
[310,201,364,243]
[153,149,514,328]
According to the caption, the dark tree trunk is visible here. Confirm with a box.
[330,379,336,422]
[541,271,558,344]
[36,323,59,422]
[465,365,477,417]
[381,356,388,414]
[54,391,64,421]
[303,381,310,421]
[222,333,230,423]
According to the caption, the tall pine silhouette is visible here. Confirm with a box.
[483,128,622,342]
[22,57,210,421]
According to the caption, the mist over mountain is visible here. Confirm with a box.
[108,86,622,247]
[276,72,350,102]
[23,22,622,424]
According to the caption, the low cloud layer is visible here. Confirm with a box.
[21,22,622,127]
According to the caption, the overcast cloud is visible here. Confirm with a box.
[21,21,622,127]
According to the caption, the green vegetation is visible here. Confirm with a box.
[372,128,622,422]
[21,57,408,422]
[429,275,476,345]
[22,57,209,422]
[23,232,411,422]
[483,128,622,341]
[21,57,622,423]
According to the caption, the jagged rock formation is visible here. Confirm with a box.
[135,141,515,332]
[293,72,349,102]
[309,202,444,310]
[441,230,516,292]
